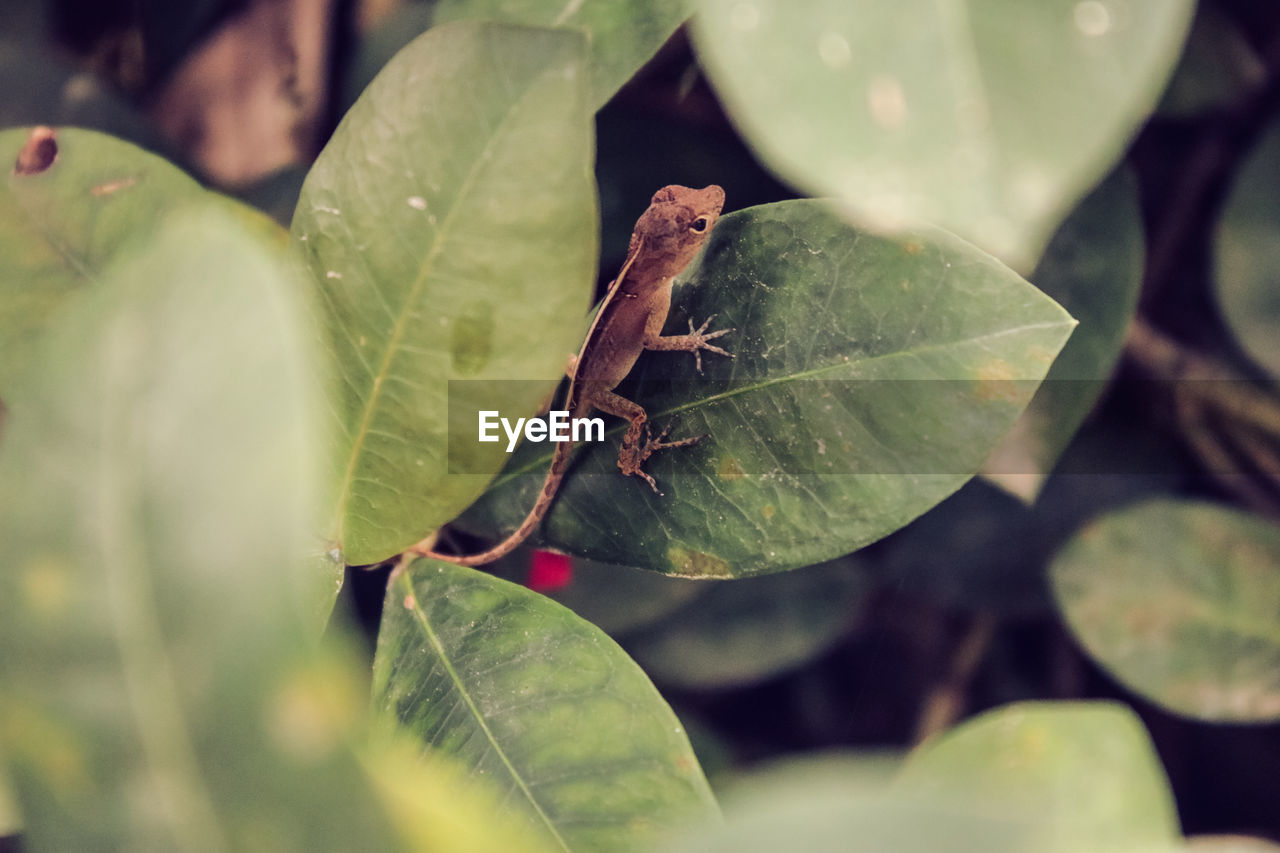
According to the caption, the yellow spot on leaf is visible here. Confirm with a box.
[668,547,732,578]
[974,359,1020,403]
[717,456,747,481]
[762,504,776,520]
[1026,345,1054,366]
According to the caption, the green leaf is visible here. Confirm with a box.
[293,22,597,564]
[374,558,720,852]
[983,169,1144,500]
[0,126,205,393]
[1216,114,1280,377]
[667,753,1034,853]
[626,558,867,688]
[460,200,1076,576]
[1050,499,1280,722]
[0,206,398,849]
[691,0,1193,269]
[350,0,690,112]
[895,701,1181,853]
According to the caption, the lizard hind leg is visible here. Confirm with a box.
[594,389,705,494]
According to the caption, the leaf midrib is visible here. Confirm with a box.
[399,570,571,852]
[487,316,1072,485]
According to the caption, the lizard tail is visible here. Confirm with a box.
[409,436,576,567]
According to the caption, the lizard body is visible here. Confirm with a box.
[412,184,730,566]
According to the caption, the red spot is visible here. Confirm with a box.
[527,550,573,592]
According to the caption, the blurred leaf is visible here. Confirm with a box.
[347,0,690,111]
[0,206,395,849]
[667,752,1033,853]
[895,701,1180,853]
[0,126,204,393]
[983,169,1144,500]
[362,728,559,853]
[691,0,1193,269]
[626,559,867,688]
[375,558,720,851]
[460,200,1075,576]
[1158,5,1263,117]
[293,22,597,564]
[1050,499,1280,722]
[1216,114,1280,377]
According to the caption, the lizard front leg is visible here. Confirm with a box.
[644,315,734,372]
[593,389,702,493]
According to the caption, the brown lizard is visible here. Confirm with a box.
[411,184,731,566]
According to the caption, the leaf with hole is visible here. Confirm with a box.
[0,127,205,393]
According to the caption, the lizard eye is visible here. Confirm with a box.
[690,216,709,233]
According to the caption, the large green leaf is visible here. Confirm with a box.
[895,702,1181,853]
[1050,500,1280,722]
[374,558,720,852]
[0,206,398,850]
[983,169,1144,500]
[459,200,1075,576]
[293,22,597,564]
[352,0,690,112]
[0,126,204,393]
[691,0,1193,269]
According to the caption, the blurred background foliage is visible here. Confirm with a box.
[6,0,1280,847]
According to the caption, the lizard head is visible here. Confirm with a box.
[627,184,726,285]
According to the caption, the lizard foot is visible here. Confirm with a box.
[619,423,706,494]
[686,316,734,373]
